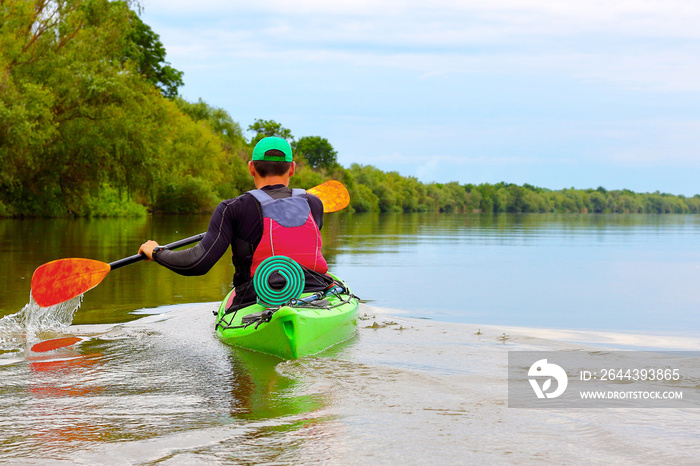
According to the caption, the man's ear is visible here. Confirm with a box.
[289,161,296,177]
[248,161,256,177]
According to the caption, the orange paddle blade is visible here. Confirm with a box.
[31,337,82,353]
[31,259,111,307]
[307,180,350,213]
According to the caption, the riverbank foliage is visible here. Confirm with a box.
[342,166,700,214]
[1,1,698,217]
[1,0,248,217]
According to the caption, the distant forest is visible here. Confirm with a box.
[342,167,700,214]
[2,0,698,217]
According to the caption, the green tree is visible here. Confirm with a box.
[248,119,293,145]
[174,98,244,149]
[464,188,482,212]
[589,192,607,213]
[349,184,380,212]
[0,0,201,216]
[493,187,510,213]
[289,160,326,190]
[293,136,338,169]
[123,9,184,98]
[0,0,156,215]
[684,196,700,213]
[476,184,496,213]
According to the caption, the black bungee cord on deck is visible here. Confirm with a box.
[214,263,358,332]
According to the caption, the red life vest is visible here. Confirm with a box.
[248,188,328,276]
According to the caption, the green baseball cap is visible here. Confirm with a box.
[252,137,293,162]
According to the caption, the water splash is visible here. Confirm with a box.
[0,293,83,351]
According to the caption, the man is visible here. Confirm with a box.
[138,136,331,310]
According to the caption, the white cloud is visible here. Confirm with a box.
[145,0,700,39]
[144,0,700,92]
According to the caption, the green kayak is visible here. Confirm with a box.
[214,273,359,359]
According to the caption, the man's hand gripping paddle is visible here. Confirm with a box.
[30,180,350,308]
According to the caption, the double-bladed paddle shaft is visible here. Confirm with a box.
[30,180,350,308]
[109,233,206,271]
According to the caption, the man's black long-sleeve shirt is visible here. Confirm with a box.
[153,185,324,288]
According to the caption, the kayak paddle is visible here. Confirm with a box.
[307,180,350,213]
[30,180,350,307]
[31,233,206,308]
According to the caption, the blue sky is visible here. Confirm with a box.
[140,0,700,195]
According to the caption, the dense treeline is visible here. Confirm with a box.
[344,165,700,214]
[1,1,698,218]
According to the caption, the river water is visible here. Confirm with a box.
[1,213,699,463]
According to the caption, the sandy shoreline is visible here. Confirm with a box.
[364,304,700,351]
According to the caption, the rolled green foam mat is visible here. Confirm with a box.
[253,256,305,306]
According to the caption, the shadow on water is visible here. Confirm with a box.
[225,347,325,421]
[210,336,360,464]
[224,332,359,419]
